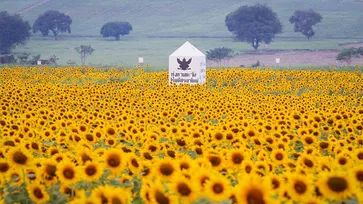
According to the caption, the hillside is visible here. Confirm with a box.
[1,0,363,39]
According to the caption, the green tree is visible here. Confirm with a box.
[225,4,283,50]
[0,11,31,54]
[206,47,234,67]
[336,47,363,64]
[100,22,132,40]
[75,45,95,65]
[289,10,323,40]
[33,10,72,39]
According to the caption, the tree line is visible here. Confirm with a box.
[1,4,325,54]
[0,10,132,55]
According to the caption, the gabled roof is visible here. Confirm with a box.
[169,41,205,57]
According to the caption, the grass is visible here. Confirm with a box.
[11,36,359,67]
[1,0,363,39]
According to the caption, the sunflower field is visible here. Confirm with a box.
[0,67,363,204]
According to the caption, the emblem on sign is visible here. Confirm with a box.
[177,58,192,70]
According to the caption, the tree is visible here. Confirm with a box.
[289,10,323,40]
[206,47,234,67]
[225,4,283,50]
[336,47,363,64]
[33,10,72,39]
[100,22,132,40]
[75,45,95,65]
[0,11,31,54]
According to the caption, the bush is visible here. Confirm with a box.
[206,47,234,67]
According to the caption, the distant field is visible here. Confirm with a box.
[0,0,363,38]
[2,0,363,67]
[11,36,360,67]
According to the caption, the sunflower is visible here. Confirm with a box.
[317,171,355,201]
[81,161,104,182]
[61,185,77,199]
[7,147,32,167]
[41,159,58,185]
[149,180,178,204]
[128,154,143,175]
[104,186,132,204]
[104,148,126,173]
[228,149,248,170]
[170,174,199,203]
[350,165,363,187]
[203,175,231,202]
[56,160,79,185]
[0,159,10,175]
[298,154,316,172]
[27,183,50,204]
[235,175,272,204]
[91,185,114,204]
[286,173,314,200]
[140,183,152,204]
[154,159,178,180]
[271,149,287,164]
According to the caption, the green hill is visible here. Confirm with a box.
[1,0,363,39]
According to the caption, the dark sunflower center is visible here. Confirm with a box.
[63,168,75,179]
[294,181,307,194]
[212,183,224,194]
[107,155,121,167]
[155,190,170,204]
[327,177,348,192]
[320,142,328,149]
[209,156,221,166]
[272,179,280,189]
[339,158,347,165]
[232,153,243,164]
[33,188,44,199]
[180,162,189,170]
[107,128,116,135]
[356,170,363,182]
[0,162,9,173]
[31,143,39,150]
[13,151,27,165]
[358,153,363,160]
[82,154,92,163]
[246,188,265,204]
[160,163,174,176]
[131,159,139,168]
[275,153,283,160]
[200,176,209,186]
[177,183,191,196]
[86,134,94,141]
[303,159,313,168]
[86,165,96,176]
[215,133,223,140]
[46,165,57,177]
[111,197,123,204]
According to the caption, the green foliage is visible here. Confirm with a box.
[75,45,95,65]
[206,47,234,66]
[289,9,323,40]
[0,11,31,54]
[225,4,283,50]
[100,22,132,40]
[33,10,72,39]
[336,47,363,64]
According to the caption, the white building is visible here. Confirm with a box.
[169,41,206,84]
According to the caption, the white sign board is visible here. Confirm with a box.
[275,58,280,64]
[37,60,42,65]
[169,41,206,84]
[138,57,144,63]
